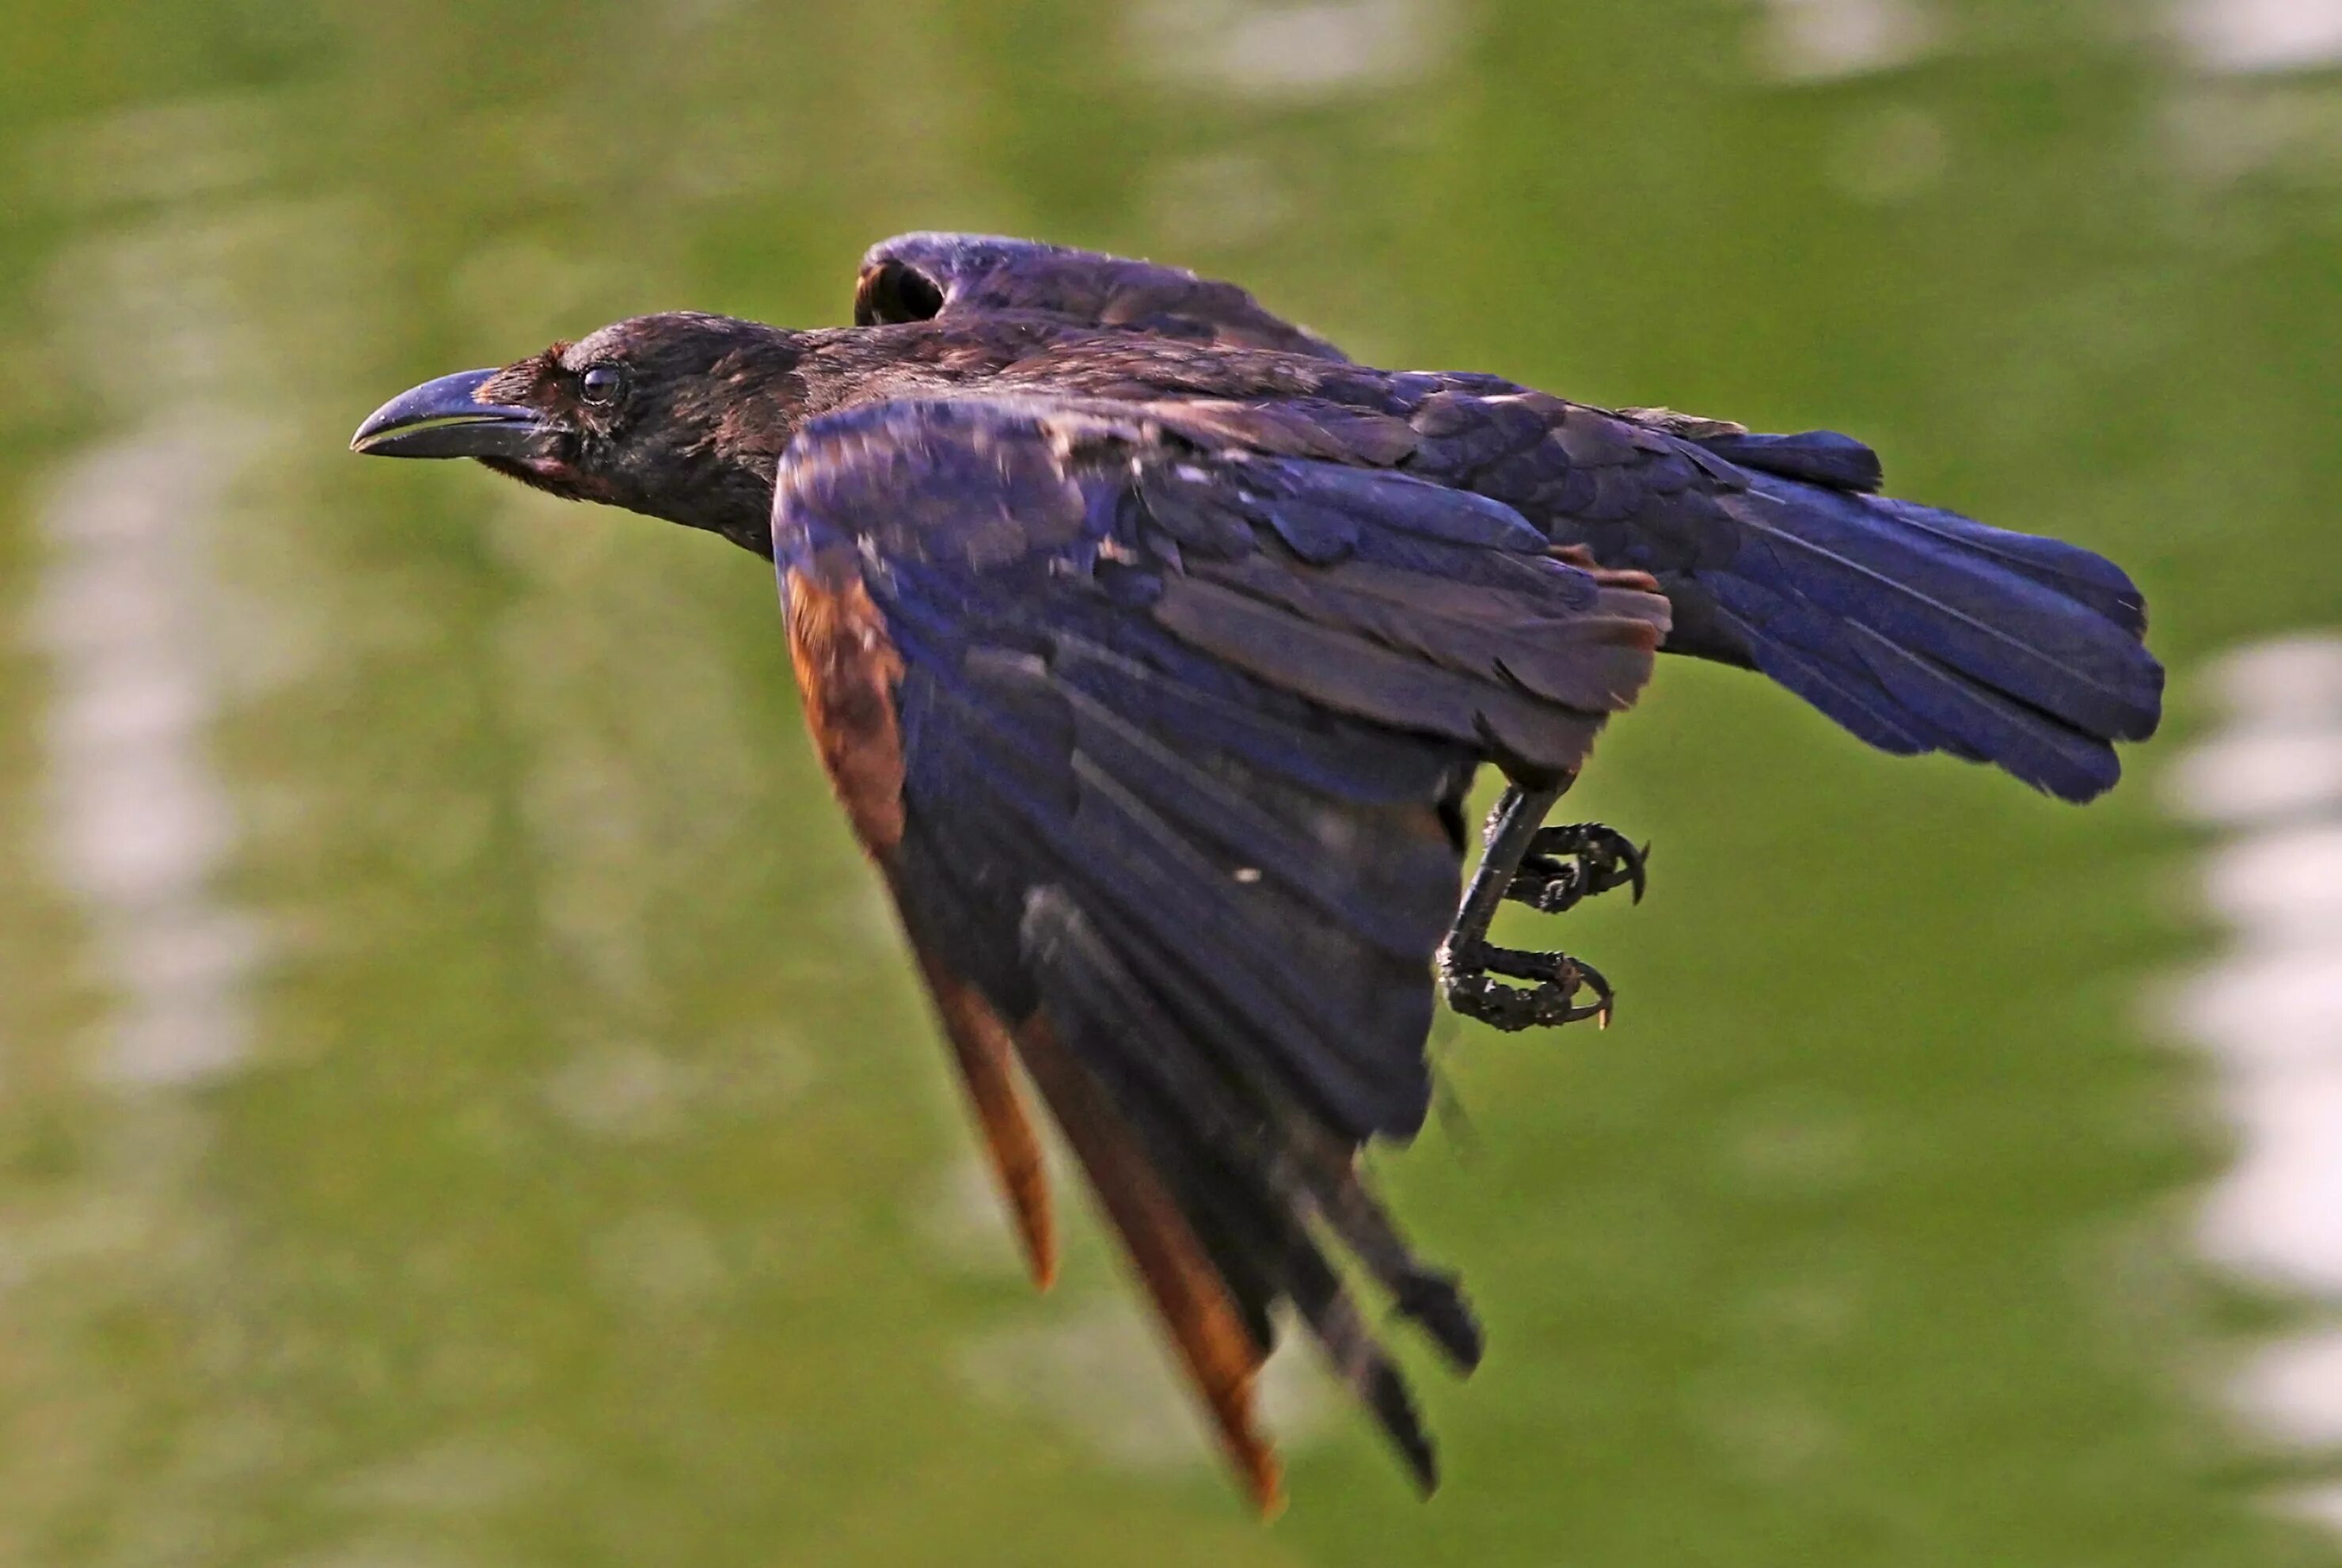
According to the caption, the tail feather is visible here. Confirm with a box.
[1846,625,2123,801]
[1705,474,2163,802]
[1708,598,1933,755]
[1873,497,2148,637]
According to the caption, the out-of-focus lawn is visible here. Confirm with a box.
[1,3,2337,1564]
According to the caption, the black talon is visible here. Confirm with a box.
[1439,780,1629,1033]
[1504,824,1648,914]
[1439,936,1613,1031]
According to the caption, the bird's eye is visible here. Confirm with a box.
[579,364,625,407]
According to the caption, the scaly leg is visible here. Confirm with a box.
[1439,781,1637,1031]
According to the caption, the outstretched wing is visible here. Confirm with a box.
[771,393,1668,1506]
[854,231,1351,359]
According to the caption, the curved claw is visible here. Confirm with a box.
[1439,943,1616,1033]
[1577,955,1617,1027]
[1443,787,1624,1034]
[1504,826,1649,916]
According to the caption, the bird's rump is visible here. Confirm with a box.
[772,393,1671,1497]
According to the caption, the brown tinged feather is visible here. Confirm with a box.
[787,556,1067,1281]
[911,952,1058,1289]
[783,562,908,854]
[787,547,1059,1292]
[1012,1014,1284,1516]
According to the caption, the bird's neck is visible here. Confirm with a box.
[679,320,1091,556]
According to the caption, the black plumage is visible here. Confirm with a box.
[350,232,2163,1509]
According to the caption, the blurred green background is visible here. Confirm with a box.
[3,2,2340,1564]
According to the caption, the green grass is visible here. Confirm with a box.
[0,2,2337,1562]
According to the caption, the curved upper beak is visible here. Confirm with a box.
[350,368,549,459]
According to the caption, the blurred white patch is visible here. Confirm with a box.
[2177,0,2342,74]
[2161,74,2342,188]
[2202,822,2342,937]
[2169,638,2342,826]
[1755,0,1936,83]
[276,1542,481,1568]
[1134,0,1450,99]
[914,1153,1027,1278]
[543,1041,693,1142]
[326,1431,557,1516]
[5,95,315,1561]
[2234,1333,2342,1447]
[21,93,276,210]
[2169,728,2342,822]
[591,1208,730,1313]
[30,423,266,1088]
[453,239,622,355]
[2288,1483,2342,1537]
[1146,152,1295,249]
[658,109,809,204]
[542,1029,812,1145]
[2166,632,2342,1522]
[956,1297,1330,1471]
[659,0,747,30]
[1683,1372,1838,1486]
[1718,1088,1870,1198]
[1827,104,1948,203]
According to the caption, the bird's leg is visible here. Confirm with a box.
[1439,781,1625,1031]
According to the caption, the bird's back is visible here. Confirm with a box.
[824,320,2160,802]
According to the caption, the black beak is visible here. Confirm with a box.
[351,368,549,459]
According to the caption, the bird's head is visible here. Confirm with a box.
[352,311,804,553]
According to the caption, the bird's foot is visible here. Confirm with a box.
[1504,823,1648,916]
[1438,938,1614,1032]
[1439,784,1633,1031]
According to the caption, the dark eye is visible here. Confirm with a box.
[579,363,625,406]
